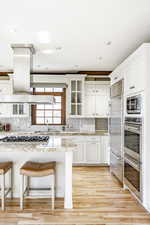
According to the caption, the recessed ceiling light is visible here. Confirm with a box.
[37,30,51,44]
[42,49,54,54]
[106,41,112,46]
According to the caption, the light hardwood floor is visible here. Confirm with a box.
[0,166,150,225]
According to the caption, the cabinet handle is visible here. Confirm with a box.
[114,76,118,80]
[129,86,135,90]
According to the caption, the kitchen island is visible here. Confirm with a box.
[0,136,76,209]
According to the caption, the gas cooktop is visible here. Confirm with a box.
[0,136,49,143]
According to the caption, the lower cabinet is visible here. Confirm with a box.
[73,142,85,163]
[73,136,109,165]
[85,141,100,163]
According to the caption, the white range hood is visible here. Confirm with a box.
[0,44,54,104]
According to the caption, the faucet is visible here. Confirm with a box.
[46,120,50,132]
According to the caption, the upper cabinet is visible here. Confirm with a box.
[111,70,123,86]
[11,103,29,117]
[0,79,12,117]
[111,44,146,95]
[66,75,86,117]
[0,79,12,95]
[0,78,29,118]
[124,55,145,95]
[84,81,110,117]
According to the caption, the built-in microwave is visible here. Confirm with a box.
[126,95,141,114]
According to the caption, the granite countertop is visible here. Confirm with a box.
[0,130,108,136]
[0,136,77,152]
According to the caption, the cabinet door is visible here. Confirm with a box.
[0,103,12,118]
[11,103,29,117]
[69,78,85,117]
[85,142,100,163]
[73,143,85,163]
[124,57,145,95]
[85,84,95,95]
[84,94,95,116]
[95,95,109,117]
[101,136,110,164]
[111,72,123,86]
[95,84,109,95]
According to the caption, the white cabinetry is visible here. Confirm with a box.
[73,135,109,165]
[0,80,12,117]
[84,82,110,117]
[85,139,101,163]
[12,103,29,117]
[73,143,85,163]
[0,80,29,118]
[124,55,145,95]
[66,75,86,118]
[72,137,85,163]
[111,45,145,95]
[111,71,123,86]
[101,136,110,164]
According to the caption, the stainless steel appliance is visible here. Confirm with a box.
[124,117,142,160]
[124,117,143,200]
[126,95,141,114]
[124,154,142,200]
[110,80,123,183]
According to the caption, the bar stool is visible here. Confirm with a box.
[0,162,13,211]
[20,161,56,210]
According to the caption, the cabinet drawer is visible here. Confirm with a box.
[86,136,100,142]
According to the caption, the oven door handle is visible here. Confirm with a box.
[124,126,140,134]
[125,158,140,171]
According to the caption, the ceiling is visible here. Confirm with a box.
[0,0,150,72]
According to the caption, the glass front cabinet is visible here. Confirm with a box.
[66,75,86,117]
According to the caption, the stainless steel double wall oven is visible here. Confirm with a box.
[124,114,143,200]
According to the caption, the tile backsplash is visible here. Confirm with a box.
[0,117,95,132]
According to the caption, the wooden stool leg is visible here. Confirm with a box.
[1,174,5,211]
[26,176,30,196]
[51,174,55,210]
[10,167,13,199]
[20,174,24,210]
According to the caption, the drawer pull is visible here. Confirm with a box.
[129,86,135,89]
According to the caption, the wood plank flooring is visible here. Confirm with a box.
[0,166,150,225]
